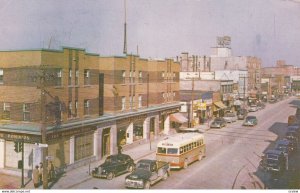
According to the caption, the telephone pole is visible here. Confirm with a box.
[190,78,195,127]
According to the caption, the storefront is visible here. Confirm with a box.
[213,101,227,117]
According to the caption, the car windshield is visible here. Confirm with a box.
[136,162,150,170]
[225,113,235,117]
[267,159,278,164]
[276,144,287,151]
[246,117,256,121]
[105,156,118,163]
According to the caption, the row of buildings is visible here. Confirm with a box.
[0,37,299,177]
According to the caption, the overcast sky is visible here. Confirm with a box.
[0,0,299,67]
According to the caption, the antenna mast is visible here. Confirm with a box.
[123,0,127,55]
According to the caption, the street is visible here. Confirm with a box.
[68,97,299,189]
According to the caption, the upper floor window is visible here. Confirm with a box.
[75,70,79,86]
[23,103,30,121]
[139,71,143,83]
[122,70,126,84]
[138,95,142,108]
[84,99,90,115]
[68,69,72,85]
[84,69,90,85]
[74,100,78,117]
[56,69,62,86]
[121,97,126,111]
[0,69,3,84]
[3,102,10,119]
[68,101,72,118]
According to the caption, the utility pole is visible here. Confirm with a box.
[40,69,49,189]
[147,73,149,108]
[190,78,195,128]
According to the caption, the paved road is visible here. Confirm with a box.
[71,97,299,189]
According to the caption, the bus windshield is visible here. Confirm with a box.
[167,148,178,154]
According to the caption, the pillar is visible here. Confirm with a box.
[126,123,133,144]
[0,139,5,168]
[69,136,75,164]
[94,129,102,160]
[110,124,117,155]
[143,117,150,140]
[154,115,159,139]
[164,115,170,135]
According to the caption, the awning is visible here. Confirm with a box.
[214,101,227,109]
[170,113,188,123]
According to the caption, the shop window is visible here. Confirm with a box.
[23,103,30,121]
[75,133,94,161]
[133,123,143,141]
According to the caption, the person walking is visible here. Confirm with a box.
[32,165,39,188]
[48,161,55,181]
[38,162,43,184]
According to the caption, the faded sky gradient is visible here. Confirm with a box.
[0,0,299,67]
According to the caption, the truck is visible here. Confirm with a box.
[125,159,170,189]
[259,149,287,173]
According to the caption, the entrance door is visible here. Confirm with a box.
[102,128,110,157]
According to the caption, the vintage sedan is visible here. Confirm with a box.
[210,117,227,128]
[223,112,237,123]
[243,116,258,126]
[248,105,258,112]
[92,154,135,180]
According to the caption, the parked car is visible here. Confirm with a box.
[237,108,248,120]
[92,154,135,180]
[125,159,170,189]
[285,130,299,142]
[248,105,258,112]
[242,116,258,126]
[259,149,286,173]
[274,139,294,156]
[257,102,266,110]
[178,127,200,133]
[269,98,277,104]
[223,112,237,123]
[210,117,227,128]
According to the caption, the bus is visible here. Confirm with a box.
[156,133,206,169]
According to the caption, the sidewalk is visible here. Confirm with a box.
[45,129,180,189]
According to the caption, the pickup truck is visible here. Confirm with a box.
[125,159,170,189]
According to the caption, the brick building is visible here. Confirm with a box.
[0,47,180,176]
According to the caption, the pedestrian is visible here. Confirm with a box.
[48,161,55,181]
[39,162,43,184]
[32,165,39,188]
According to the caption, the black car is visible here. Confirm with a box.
[260,149,286,173]
[210,117,227,128]
[92,154,135,180]
[275,139,294,155]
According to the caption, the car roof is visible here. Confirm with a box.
[276,139,290,145]
[246,116,256,119]
[265,149,283,155]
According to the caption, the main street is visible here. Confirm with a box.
[71,97,299,189]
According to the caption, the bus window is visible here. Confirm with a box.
[194,142,197,147]
[180,147,183,154]
[157,147,167,154]
[167,148,178,154]
[188,144,192,151]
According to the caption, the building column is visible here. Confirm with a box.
[154,115,160,139]
[110,124,117,155]
[0,139,5,168]
[143,117,150,140]
[126,123,133,144]
[164,115,170,135]
[69,136,75,164]
[94,129,102,160]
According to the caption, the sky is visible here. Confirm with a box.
[0,0,300,67]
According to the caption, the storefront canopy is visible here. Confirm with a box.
[214,101,227,109]
[170,113,188,123]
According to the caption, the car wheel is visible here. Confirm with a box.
[107,172,115,180]
[127,165,134,172]
[144,181,151,189]
[183,159,188,169]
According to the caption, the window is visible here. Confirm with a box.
[157,147,166,154]
[139,71,143,83]
[84,69,90,85]
[74,100,78,117]
[84,100,90,115]
[162,72,165,78]
[0,69,3,84]
[122,70,126,84]
[75,133,94,161]
[129,96,134,108]
[167,148,178,155]
[121,97,126,111]
[3,103,10,119]
[138,95,142,108]
[56,69,62,86]
[173,72,176,78]
[23,104,30,121]
[68,101,72,118]
[75,70,79,86]
[68,69,72,85]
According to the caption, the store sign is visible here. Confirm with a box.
[0,132,41,143]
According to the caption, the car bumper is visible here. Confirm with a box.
[125,180,144,189]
